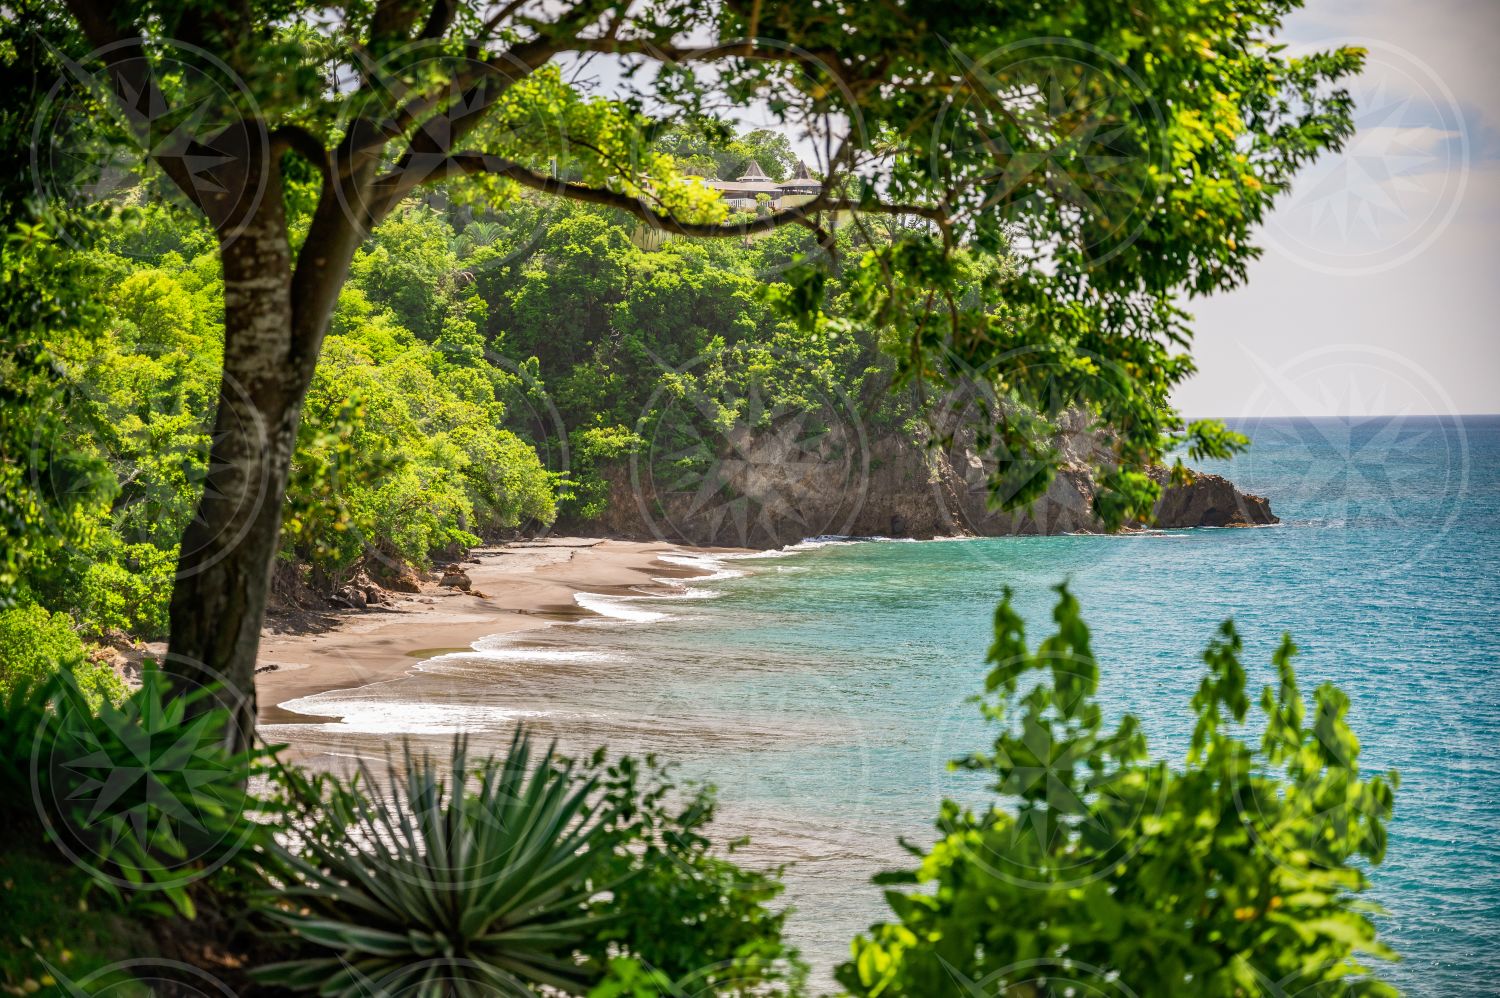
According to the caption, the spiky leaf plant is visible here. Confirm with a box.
[255,730,613,997]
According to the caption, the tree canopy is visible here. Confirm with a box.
[7,0,1364,739]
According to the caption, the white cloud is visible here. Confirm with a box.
[1177,0,1499,417]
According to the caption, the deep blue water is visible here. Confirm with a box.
[275,415,1500,994]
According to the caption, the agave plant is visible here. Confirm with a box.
[255,730,614,997]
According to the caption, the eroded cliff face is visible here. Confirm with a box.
[592,413,1276,549]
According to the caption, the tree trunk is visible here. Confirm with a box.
[165,160,311,752]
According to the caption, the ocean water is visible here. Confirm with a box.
[269,415,1500,995]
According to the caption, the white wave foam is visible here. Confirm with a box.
[424,646,620,666]
[726,536,859,558]
[657,552,746,583]
[575,592,671,622]
[476,632,613,656]
[725,547,799,560]
[742,534,921,557]
[796,535,867,548]
[270,697,550,735]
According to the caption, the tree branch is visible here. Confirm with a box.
[797,215,838,260]
[59,0,207,214]
[372,149,944,237]
[340,36,561,164]
[173,0,252,57]
[271,125,331,178]
[418,0,460,40]
[370,0,428,46]
[566,35,800,66]
[476,0,533,41]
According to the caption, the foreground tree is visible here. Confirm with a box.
[26,0,1361,745]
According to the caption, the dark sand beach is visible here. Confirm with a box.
[255,537,738,725]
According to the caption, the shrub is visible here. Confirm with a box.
[0,601,122,707]
[0,602,87,696]
[1,666,272,918]
[582,753,805,995]
[839,587,1399,997]
[563,425,643,521]
[255,731,615,995]
[77,543,174,639]
[257,733,803,997]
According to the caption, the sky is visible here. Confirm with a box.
[1172,0,1500,418]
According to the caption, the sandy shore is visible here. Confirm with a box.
[255,538,738,725]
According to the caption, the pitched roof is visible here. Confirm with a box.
[707,162,782,193]
[778,160,819,191]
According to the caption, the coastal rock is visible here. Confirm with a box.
[1150,467,1278,528]
[593,410,1277,547]
[89,638,162,689]
[438,567,473,591]
[332,585,368,609]
[87,644,134,685]
[99,627,136,651]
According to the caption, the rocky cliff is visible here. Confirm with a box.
[592,412,1276,549]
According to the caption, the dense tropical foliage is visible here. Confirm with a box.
[0,182,906,658]
[0,596,1398,994]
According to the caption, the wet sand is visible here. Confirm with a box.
[255,538,739,725]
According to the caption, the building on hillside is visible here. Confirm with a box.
[631,159,825,250]
[706,159,822,212]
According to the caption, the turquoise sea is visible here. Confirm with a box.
[273,415,1500,994]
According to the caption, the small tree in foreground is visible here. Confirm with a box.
[840,588,1398,997]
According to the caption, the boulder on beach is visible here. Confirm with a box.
[372,562,423,593]
[438,566,473,591]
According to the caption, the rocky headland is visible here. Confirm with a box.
[593,412,1277,549]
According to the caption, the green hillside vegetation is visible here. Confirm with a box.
[3,169,934,655]
[6,195,546,637]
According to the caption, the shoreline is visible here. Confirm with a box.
[250,526,1250,729]
[255,537,744,726]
